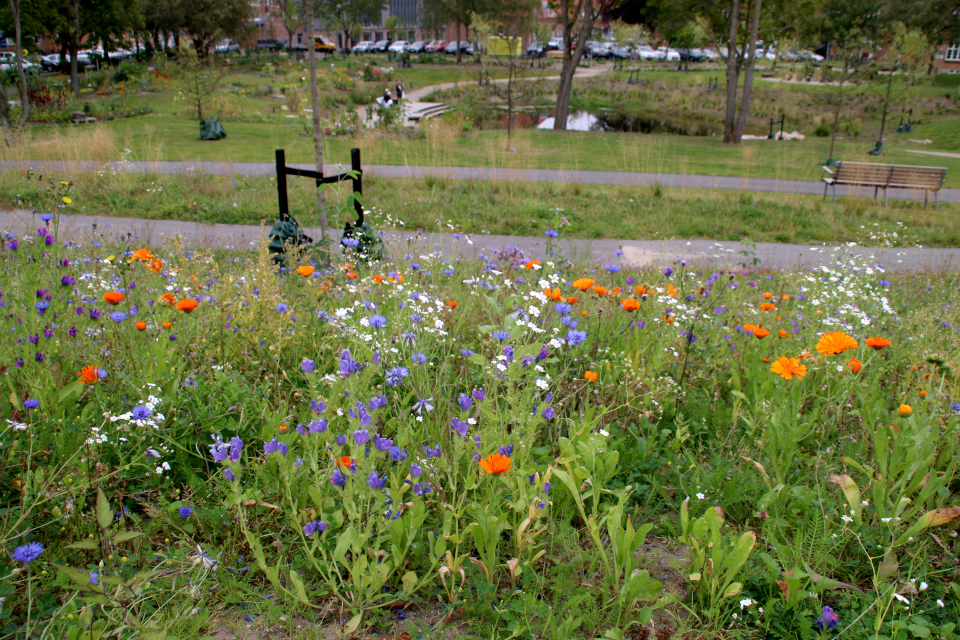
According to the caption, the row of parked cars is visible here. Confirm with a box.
[352,39,477,55]
[0,48,140,73]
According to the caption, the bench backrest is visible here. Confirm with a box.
[889,165,946,190]
[835,162,893,185]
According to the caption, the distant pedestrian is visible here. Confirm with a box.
[396,83,404,100]
[382,88,392,106]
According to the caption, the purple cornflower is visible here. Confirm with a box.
[817,606,839,630]
[263,439,288,456]
[10,542,44,564]
[61,275,76,286]
[460,349,475,357]
[452,417,469,437]
[303,520,327,536]
[663,267,673,277]
[179,507,194,519]
[503,345,514,362]
[367,470,387,490]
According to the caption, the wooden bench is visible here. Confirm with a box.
[822,161,947,208]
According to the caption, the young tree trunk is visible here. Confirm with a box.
[554,0,594,131]
[827,45,849,161]
[305,0,328,238]
[70,0,80,98]
[722,0,741,143]
[877,70,894,144]
[7,0,29,139]
[732,0,762,141]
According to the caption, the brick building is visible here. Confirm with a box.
[934,42,960,73]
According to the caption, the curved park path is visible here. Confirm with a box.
[2,207,959,272]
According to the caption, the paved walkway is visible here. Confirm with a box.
[4,158,957,203]
[3,208,957,272]
[904,150,960,160]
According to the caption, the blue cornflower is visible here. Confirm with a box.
[554,302,572,315]
[131,405,151,421]
[110,311,127,323]
[178,507,194,519]
[442,268,454,276]
[605,264,621,273]
[10,542,44,564]
[879,280,890,287]
[341,237,360,247]
[368,314,387,329]
[40,214,53,222]
[386,366,409,387]
[566,329,587,346]
[413,397,434,414]
[492,329,509,341]
[276,303,288,314]
[24,399,39,410]
[561,315,578,328]
[545,229,559,238]
[664,267,674,277]
[460,349,475,357]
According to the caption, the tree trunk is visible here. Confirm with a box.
[7,0,29,137]
[827,45,849,161]
[877,71,894,145]
[554,0,593,131]
[305,0,328,238]
[722,0,741,143]
[70,0,80,98]
[732,0,762,141]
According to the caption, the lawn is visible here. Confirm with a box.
[0,199,958,638]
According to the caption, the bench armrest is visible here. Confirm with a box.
[821,165,835,175]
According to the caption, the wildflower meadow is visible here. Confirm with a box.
[0,188,959,639]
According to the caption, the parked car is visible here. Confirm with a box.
[701,48,719,61]
[255,38,287,51]
[352,41,373,53]
[587,41,612,58]
[635,45,659,60]
[388,41,408,53]
[39,53,62,71]
[371,40,391,53]
[216,40,240,54]
[0,52,39,73]
[444,40,472,55]
[526,41,546,57]
[610,45,633,59]
[407,40,426,53]
[658,47,680,61]
[424,40,446,53]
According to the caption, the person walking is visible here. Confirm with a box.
[395,83,404,100]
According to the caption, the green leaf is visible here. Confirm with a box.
[113,531,143,544]
[289,570,310,605]
[723,582,743,598]
[343,613,363,635]
[402,571,417,595]
[59,383,84,405]
[877,551,899,583]
[907,624,931,638]
[96,489,112,531]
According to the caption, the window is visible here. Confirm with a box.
[947,43,960,62]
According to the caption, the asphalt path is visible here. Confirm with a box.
[2,208,958,272]
[3,158,956,204]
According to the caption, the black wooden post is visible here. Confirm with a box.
[276,148,289,219]
[351,147,364,226]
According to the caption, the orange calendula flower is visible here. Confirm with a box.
[770,356,807,380]
[635,285,647,296]
[816,331,858,355]
[584,370,598,382]
[565,296,578,304]
[446,301,457,309]
[920,390,927,398]
[667,284,677,298]
[762,292,773,299]
[388,273,404,283]
[753,327,770,339]
[103,291,125,305]
[544,288,562,301]
[778,329,789,338]
[592,286,607,296]
[621,298,641,312]
[762,356,770,362]
[760,302,777,312]
[572,278,595,291]
[781,294,791,300]
[77,366,99,384]
[147,258,164,273]
[371,275,385,283]
[176,299,198,313]
[848,358,862,373]
[278,424,289,433]
[742,323,757,333]
[159,293,176,306]
[345,272,358,280]
[898,404,912,416]
[865,337,891,350]
[612,287,621,295]
[479,452,512,475]
[130,248,155,262]
[135,321,146,331]
[663,315,674,325]
[339,263,355,270]
[296,265,315,277]
[581,310,589,316]
[524,260,541,270]
[336,456,356,469]
[162,321,171,329]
